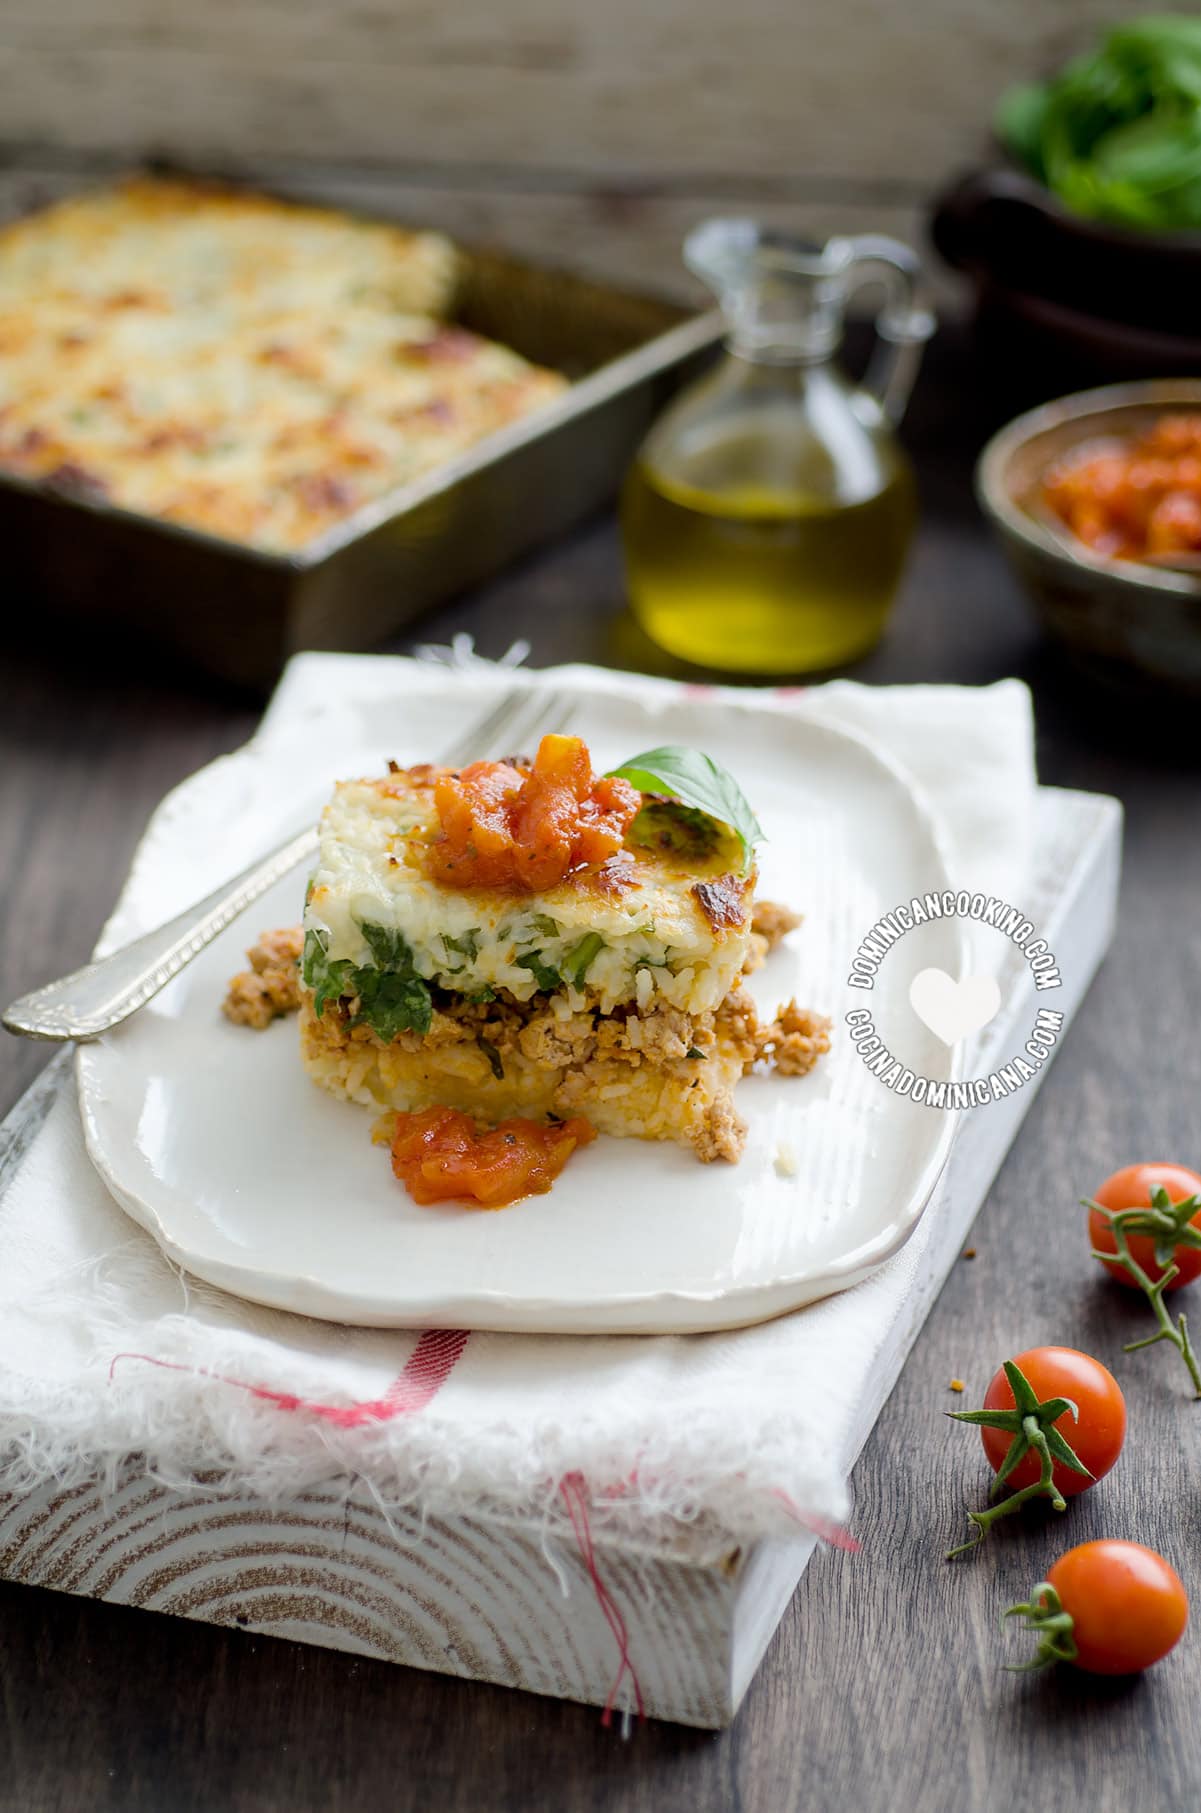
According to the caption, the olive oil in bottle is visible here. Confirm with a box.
[622,447,916,674]
[621,220,932,675]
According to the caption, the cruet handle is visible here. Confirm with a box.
[841,235,936,426]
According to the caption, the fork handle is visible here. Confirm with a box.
[2,825,319,1042]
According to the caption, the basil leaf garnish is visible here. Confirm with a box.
[607,745,763,869]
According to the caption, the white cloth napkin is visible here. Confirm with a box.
[0,661,1035,1541]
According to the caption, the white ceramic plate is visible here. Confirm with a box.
[78,669,965,1333]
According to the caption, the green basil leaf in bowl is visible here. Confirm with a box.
[998,16,1201,232]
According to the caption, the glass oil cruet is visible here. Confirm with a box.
[621,219,936,673]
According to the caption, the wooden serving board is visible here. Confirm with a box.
[0,786,1121,1727]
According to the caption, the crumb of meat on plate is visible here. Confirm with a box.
[222,925,303,1028]
[752,899,802,948]
[753,999,832,1078]
[744,898,803,973]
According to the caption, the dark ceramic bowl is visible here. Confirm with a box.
[932,169,1201,404]
[976,380,1201,696]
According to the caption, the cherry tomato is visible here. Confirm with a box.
[1089,1162,1201,1291]
[980,1347,1125,1496]
[1044,1541,1188,1675]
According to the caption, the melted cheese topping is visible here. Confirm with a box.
[0,179,567,551]
[305,773,754,1016]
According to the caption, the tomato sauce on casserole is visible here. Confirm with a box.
[423,735,641,893]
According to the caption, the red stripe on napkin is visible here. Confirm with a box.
[560,1471,645,1727]
[771,1487,858,1552]
[109,1328,469,1428]
[377,1328,470,1416]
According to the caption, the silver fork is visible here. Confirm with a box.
[3,685,577,1043]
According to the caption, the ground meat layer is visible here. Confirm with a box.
[300,990,750,1162]
[299,983,831,1165]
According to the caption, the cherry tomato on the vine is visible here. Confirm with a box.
[1017,1542,1189,1675]
[980,1347,1125,1496]
[1089,1162,1201,1290]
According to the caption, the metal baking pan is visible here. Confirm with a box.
[1,181,720,689]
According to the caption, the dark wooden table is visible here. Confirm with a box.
[3,329,1201,1812]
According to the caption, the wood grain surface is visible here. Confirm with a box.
[0,1471,759,1729]
[0,0,1164,302]
[0,0,1149,179]
[3,326,1201,1809]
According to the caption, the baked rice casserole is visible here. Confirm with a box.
[0,178,567,551]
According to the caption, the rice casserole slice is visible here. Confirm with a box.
[299,746,771,1162]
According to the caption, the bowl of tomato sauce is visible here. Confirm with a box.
[977,379,1201,696]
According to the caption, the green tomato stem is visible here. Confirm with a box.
[945,1369,1087,1561]
[1002,1582,1079,1672]
[1086,1189,1201,1398]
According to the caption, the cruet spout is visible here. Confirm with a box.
[684,218,935,423]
